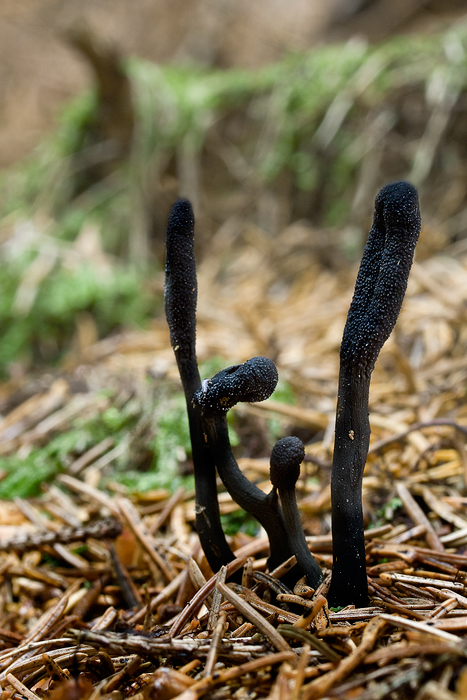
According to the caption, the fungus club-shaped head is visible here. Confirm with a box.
[341,181,420,376]
[194,356,278,413]
[164,198,197,358]
[269,436,305,492]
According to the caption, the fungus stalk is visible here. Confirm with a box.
[165,199,234,572]
[269,437,323,588]
[193,359,322,587]
[193,358,287,569]
[328,182,421,608]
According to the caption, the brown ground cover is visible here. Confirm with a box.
[0,3,467,699]
[0,217,464,697]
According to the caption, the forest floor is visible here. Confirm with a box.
[0,5,467,698]
[0,219,466,698]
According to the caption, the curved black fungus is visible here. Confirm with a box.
[164,199,235,572]
[193,358,297,572]
[328,181,421,608]
[269,437,322,589]
[195,357,279,412]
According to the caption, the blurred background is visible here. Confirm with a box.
[0,0,465,380]
[0,0,465,498]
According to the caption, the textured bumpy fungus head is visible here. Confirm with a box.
[194,357,279,413]
[164,199,197,364]
[341,181,421,376]
[269,437,305,491]
[165,199,235,573]
[270,437,322,589]
[328,181,420,608]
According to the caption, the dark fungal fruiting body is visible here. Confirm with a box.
[269,437,323,588]
[195,357,279,412]
[193,358,301,572]
[164,199,235,572]
[328,181,421,608]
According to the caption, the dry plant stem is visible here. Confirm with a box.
[42,653,69,683]
[1,648,91,681]
[0,519,121,553]
[149,486,186,533]
[13,498,85,569]
[165,198,234,571]
[396,483,444,552]
[127,570,185,625]
[5,673,40,700]
[118,497,176,582]
[216,582,293,653]
[102,655,141,694]
[109,543,141,609]
[277,625,340,662]
[204,611,227,677]
[329,182,420,608]
[170,557,247,637]
[22,578,82,646]
[300,616,387,700]
[377,613,461,643]
[292,645,311,700]
[365,642,463,666]
[207,566,226,630]
[175,651,297,699]
[57,474,121,517]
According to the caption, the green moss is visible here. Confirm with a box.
[221,509,260,537]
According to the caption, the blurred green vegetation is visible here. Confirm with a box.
[0,385,196,498]
[0,24,465,497]
[0,24,465,373]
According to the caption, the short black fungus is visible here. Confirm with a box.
[269,437,322,589]
[328,181,421,608]
[164,199,235,572]
[193,358,299,572]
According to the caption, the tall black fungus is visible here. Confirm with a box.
[164,199,235,572]
[328,182,421,608]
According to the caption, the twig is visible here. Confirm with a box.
[277,624,340,662]
[300,616,387,699]
[127,570,185,625]
[216,582,294,653]
[0,519,122,553]
[68,436,115,475]
[204,611,227,677]
[207,566,226,631]
[58,474,121,517]
[370,419,467,453]
[5,673,41,700]
[396,483,444,552]
[117,497,176,582]
[377,613,461,643]
[169,557,247,637]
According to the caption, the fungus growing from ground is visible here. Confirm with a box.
[194,359,322,587]
[269,437,323,588]
[193,358,287,569]
[327,181,421,608]
[164,199,235,572]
